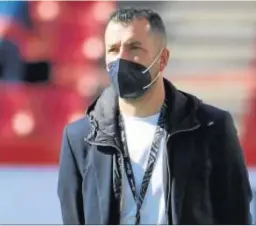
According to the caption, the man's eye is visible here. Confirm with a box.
[108,48,118,53]
[131,46,141,50]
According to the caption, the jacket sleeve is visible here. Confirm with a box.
[57,127,85,224]
[210,111,252,224]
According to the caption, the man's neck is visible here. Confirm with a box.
[118,78,165,118]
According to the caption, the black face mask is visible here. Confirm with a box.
[107,49,163,99]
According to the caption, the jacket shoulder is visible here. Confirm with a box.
[65,116,91,140]
[197,102,230,125]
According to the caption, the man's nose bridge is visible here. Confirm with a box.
[118,47,130,61]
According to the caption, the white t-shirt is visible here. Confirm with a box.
[120,112,167,225]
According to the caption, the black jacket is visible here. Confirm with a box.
[58,79,252,224]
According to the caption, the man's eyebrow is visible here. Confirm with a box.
[125,40,142,46]
[107,41,142,49]
[107,43,120,49]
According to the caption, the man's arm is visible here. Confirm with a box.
[57,127,85,224]
[210,111,252,224]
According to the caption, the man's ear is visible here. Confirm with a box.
[160,48,170,71]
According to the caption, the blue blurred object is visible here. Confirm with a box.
[0,1,32,28]
[0,1,32,82]
[0,39,25,81]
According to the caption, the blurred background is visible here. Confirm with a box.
[0,1,255,224]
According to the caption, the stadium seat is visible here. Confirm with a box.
[0,83,87,165]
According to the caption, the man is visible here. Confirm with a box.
[58,8,252,225]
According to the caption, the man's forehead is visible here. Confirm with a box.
[105,19,152,46]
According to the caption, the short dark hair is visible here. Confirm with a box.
[108,7,166,42]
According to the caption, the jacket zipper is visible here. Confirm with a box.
[165,124,200,224]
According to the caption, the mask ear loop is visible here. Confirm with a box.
[142,48,164,89]
[143,71,161,89]
[142,48,164,74]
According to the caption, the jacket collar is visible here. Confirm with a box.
[85,78,202,146]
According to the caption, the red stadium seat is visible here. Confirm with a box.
[0,83,88,165]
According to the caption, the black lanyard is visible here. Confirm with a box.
[116,101,167,225]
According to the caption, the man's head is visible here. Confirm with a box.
[105,7,169,78]
[104,7,170,115]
